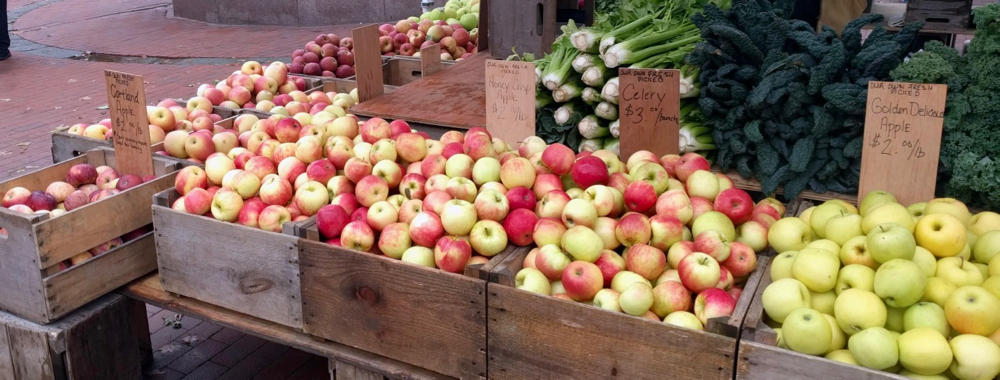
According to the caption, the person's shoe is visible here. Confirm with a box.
[0,51,10,61]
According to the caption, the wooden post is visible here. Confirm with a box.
[617,68,681,158]
[352,25,385,103]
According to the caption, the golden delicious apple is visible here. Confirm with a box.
[768,218,813,254]
[904,302,949,337]
[792,248,840,292]
[859,190,898,216]
[968,211,1000,236]
[835,289,887,335]
[991,254,1000,278]
[973,230,1000,264]
[945,286,1000,336]
[769,250,799,281]
[897,370,947,380]
[907,202,926,219]
[924,197,971,225]
[848,327,898,370]
[867,222,917,263]
[936,257,983,287]
[823,314,846,353]
[840,235,879,270]
[774,328,787,349]
[985,276,1000,300]
[973,263,989,281]
[806,239,842,256]
[811,291,837,315]
[829,199,859,214]
[782,308,832,355]
[949,334,1000,380]
[886,306,906,333]
[799,206,815,226]
[761,278,811,323]
[875,259,927,308]
[912,246,937,277]
[811,202,850,238]
[825,213,864,246]
[825,350,859,365]
[921,277,957,308]
[836,264,876,295]
[897,327,952,375]
[915,213,967,258]
[862,202,915,234]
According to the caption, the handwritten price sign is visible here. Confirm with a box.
[618,68,680,158]
[485,60,535,145]
[104,70,154,177]
[859,81,947,205]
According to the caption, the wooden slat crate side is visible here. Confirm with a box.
[0,155,89,195]
[4,323,56,380]
[0,210,49,323]
[299,239,487,379]
[43,232,158,320]
[50,132,109,163]
[736,342,905,380]
[487,283,736,380]
[153,202,303,329]
[0,323,14,379]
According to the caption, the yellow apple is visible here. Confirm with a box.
[823,314,846,353]
[840,235,879,270]
[885,306,906,333]
[973,263,989,281]
[967,231,978,251]
[875,259,927,308]
[958,243,971,260]
[835,289,887,335]
[867,222,917,263]
[848,327,898,370]
[924,198,971,225]
[936,257,983,287]
[769,250,799,281]
[920,277,957,308]
[897,327,952,376]
[811,290,837,315]
[945,286,1000,336]
[835,264,876,295]
[950,334,1000,380]
[825,350,859,365]
[859,190,898,216]
[968,211,1000,236]
[973,230,1000,264]
[915,213,967,258]
[907,202,926,219]
[799,206,815,226]
[768,217,813,254]
[912,246,937,277]
[761,278,811,323]
[991,254,1000,277]
[806,239,842,256]
[792,248,840,292]
[830,199,859,214]
[825,213,863,246]
[897,370,947,380]
[982,276,1000,300]
[782,308,832,355]
[862,202,915,234]
[904,302,949,337]
[811,202,850,238]
[773,327,787,349]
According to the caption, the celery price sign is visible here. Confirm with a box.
[485,60,536,145]
[618,68,680,158]
[104,69,155,178]
[859,81,947,206]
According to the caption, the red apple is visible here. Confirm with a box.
[594,250,626,288]
[409,211,444,248]
[694,288,736,324]
[316,204,350,239]
[625,244,667,280]
[561,261,603,301]
[570,156,609,188]
[714,188,754,225]
[675,153,711,182]
[505,187,536,211]
[624,180,657,213]
[434,236,473,273]
[503,208,538,246]
[722,241,757,278]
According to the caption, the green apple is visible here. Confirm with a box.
[769,250,799,281]
[973,230,1000,264]
[915,213,967,258]
[958,243,972,260]
[768,217,813,254]
[830,199,859,214]
[848,327,899,370]
[924,197,971,225]
[761,278,811,323]
[897,370,947,380]
[912,246,937,277]
[823,314,846,353]
[835,264,876,295]
[991,254,1000,277]
[806,239,842,256]
[875,259,927,308]
[592,289,621,312]
[862,202,916,234]
[974,263,989,281]
[782,308,832,355]
[514,268,551,295]
[897,327,952,376]
[691,211,736,242]
[935,257,983,287]
[859,191,898,216]
[792,248,840,292]
[619,282,654,316]
[825,213,864,246]
[885,306,906,333]
[921,277,957,309]
[773,328,787,348]
[983,276,1000,300]
[904,302,949,337]
[611,271,651,293]
[866,222,917,263]
[810,202,850,238]
[824,350,858,365]
[968,211,1000,236]
[811,291,837,315]
[835,289,887,335]
[561,226,604,262]
[945,286,1000,336]
[907,202,927,219]
[949,334,1000,380]
[663,311,704,330]
[840,235,879,270]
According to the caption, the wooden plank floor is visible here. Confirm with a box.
[143,304,328,380]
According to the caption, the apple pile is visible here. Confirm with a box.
[1,163,153,270]
[761,191,1000,379]
[184,61,312,113]
[289,34,356,78]
[511,149,784,330]
[375,19,478,60]
[63,100,229,145]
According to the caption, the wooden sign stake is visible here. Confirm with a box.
[484,59,535,145]
[104,70,155,178]
[420,44,443,77]
[617,68,681,158]
[352,25,385,103]
[858,81,947,205]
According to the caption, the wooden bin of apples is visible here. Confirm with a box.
[0,149,179,324]
[737,192,1000,380]
[475,146,791,379]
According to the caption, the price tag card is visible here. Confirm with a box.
[420,43,443,77]
[485,59,535,145]
[104,70,154,177]
[352,24,385,103]
[859,81,947,205]
[618,68,680,158]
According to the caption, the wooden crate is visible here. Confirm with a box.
[151,188,306,329]
[0,149,176,324]
[0,294,147,380]
[294,219,526,379]
[906,0,974,28]
[382,57,456,87]
[484,244,769,380]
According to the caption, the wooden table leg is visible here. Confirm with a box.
[128,299,153,369]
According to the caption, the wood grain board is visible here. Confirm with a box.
[350,52,490,129]
[485,59,536,145]
[618,68,680,158]
[299,239,487,379]
[352,25,385,102]
[858,81,947,206]
[487,0,556,57]
[104,70,155,178]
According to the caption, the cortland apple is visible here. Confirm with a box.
[66,164,99,187]
[848,327,898,370]
[915,213,967,258]
[434,236,472,273]
[503,208,537,246]
[561,261,603,301]
[377,223,411,259]
[874,259,927,308]
[570,156,609,189]
[782,308,832,355]
[469,220,507,257]
[23,192,56,212]
[761,278,811,323]
[515,268,551,295]
[561,226,603,262]
[791,248,839,293]
[834,289,887,335]
[678,252,721,293]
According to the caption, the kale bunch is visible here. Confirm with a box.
[687,0,922,199]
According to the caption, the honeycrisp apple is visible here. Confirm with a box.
[694,288,736,325]
[678,252,721,293]
[562,261,603,301]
